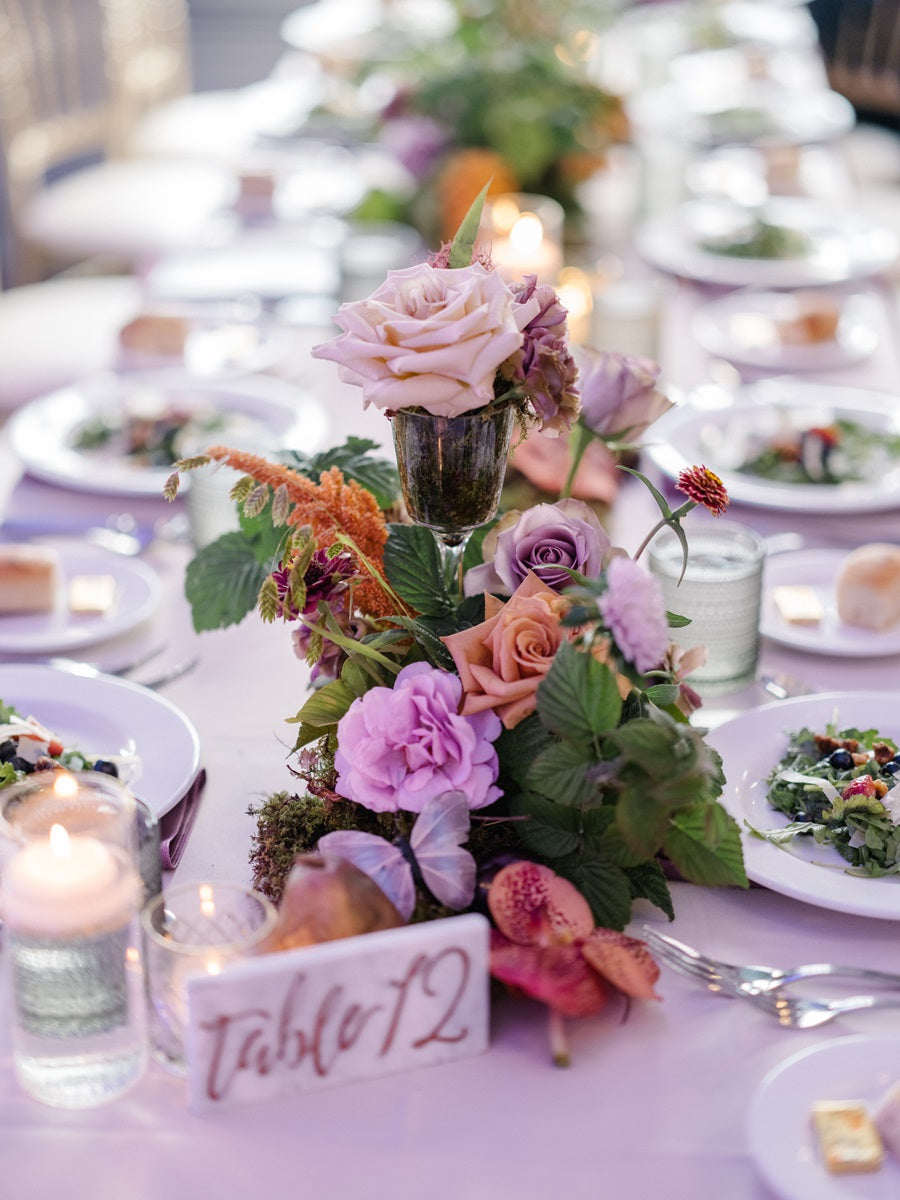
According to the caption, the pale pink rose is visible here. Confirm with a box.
[441,572,571,729]
[311,262,526,418]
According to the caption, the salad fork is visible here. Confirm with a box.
[641,927,900,996]
[736,988,900,1030]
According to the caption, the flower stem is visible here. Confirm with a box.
[549,1009,570,1068]
[560,423,593,500]
[632,501,695,563]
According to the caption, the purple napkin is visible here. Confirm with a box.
[158,768,207,870]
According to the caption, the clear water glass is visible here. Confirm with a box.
[649,520,766,694]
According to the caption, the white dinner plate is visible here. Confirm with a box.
[747,1035,900,1200]
[635,198,899,287]
[762,550,900,658]
[709,692,900,920]
[0,546,161,655]
[0,664,200,817]
[692,290,880,371]
[8,369,329,497]
[643,379,900,514]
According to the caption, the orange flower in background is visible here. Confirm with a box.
[203,447,393,618]
[436,148,519,241]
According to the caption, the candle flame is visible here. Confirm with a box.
[509,214,543,255]
[205,959,221,976]
[49,823,71,858]
[52,772,78,800]
[199,882,216,920]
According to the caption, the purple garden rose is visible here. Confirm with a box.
[599,555,669,673]
[334,662,502,813]
[464,499,610,596]
[577,347,673,441]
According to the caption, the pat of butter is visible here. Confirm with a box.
[811,1100,884,1174]
[773,584,823,626]
[68,574,117,615]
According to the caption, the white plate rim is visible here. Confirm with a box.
[8,369,327,497]
[0,664,200,818]
[761,549,900,658]
[691,290,880,371]
[635,198,899,288]
[0,546,162,654]
[709,691,900,920]
[747,1034,900,1200]
[644,382,900,514]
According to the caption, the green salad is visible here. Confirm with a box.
[700,217,810,260]
[756,724,900,877]
[0,699,129,789]
[739,417,900,486]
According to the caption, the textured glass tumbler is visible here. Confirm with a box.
[649,520,766,694]
[141,882,277,1074]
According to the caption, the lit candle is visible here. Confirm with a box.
[484,194,564,283]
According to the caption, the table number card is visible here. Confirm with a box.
[184,913,490,1111]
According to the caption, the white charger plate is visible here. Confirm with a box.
[635,197,899,288]
[8,369,329,497]
[748,1035,900,1200]
[0,545,161,655]
[644,379,900,514]
[0,664,200,817]
[762,549,900,658]
[692,290,880,371]
[709,692,900,920]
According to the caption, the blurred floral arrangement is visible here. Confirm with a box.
[165,189,746,1058]
[325,0,629,238]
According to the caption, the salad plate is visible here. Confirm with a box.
[643,379,900,514]
[691,289,880,371]
[748,1035,900,1200]
[0,664,200,818]
[0,546,161,655]
[762,549,900,658]
[7,369,329,497]
[709,692,900,920]
[634,197,899,288]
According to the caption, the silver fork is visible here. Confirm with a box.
[642,927,900,996]
[737,988,900,1029]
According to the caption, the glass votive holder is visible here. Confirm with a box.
[0,769,161,905]
[0,829,147,1108]
[648,520,766,695]
[482,193,564,284]
[140,882,278,1074]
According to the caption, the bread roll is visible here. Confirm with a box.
[0,545,60,614]
[118,313,189,359]
[836,543,900,631]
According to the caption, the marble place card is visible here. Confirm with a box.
[185,913,490,1110]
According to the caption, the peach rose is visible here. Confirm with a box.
[441,571,571,729]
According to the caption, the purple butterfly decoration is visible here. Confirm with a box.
[317,790,476,921]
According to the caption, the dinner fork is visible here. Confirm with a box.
[736,988,900,1030]
[641,927,900,996]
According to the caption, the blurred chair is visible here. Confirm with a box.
[0,0,193,285]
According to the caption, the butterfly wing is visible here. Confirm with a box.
[410,790,476,912]
[317,830,416,921]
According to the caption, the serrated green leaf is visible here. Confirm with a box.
[643,683,680,707]
[615,783,670,861]
[495,715,554,789]
[388,615,456,669]
[625,860,674,920]
[536,641,622,743]
[292,679,358,729]
[184,534,270,631]
[526,741,600,808]
[663,803,749,888]
[556,857,634,931]
[508,790,582,859]
[383,523,454,616]
[278,438,399,509]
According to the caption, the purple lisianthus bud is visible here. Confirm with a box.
[464,499,610,596]
[598,555,669,673]
[577,347,673,440]
[334,662,502,813]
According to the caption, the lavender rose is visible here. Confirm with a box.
[334,662,502,813]
[598,555,669,673]
[311,262,529,418]
[465,499,610,596]
[577,347,673,441]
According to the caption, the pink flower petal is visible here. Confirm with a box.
[580,929,661,1000]
[487,860,594,946]
[490,931,607,1018]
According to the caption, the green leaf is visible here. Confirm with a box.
[278,439,399,509]
[383,524,454,616]
[508,791,583,860]
[526,741,601,808]
[536,641,623,743]
[291,679,358,729]
[664,803,749,888]
[625,860,674,920]
[448,183,489,268]
[184,534,270,631]
[495,715,554,789]
[556,856,634,931]
[388,615,456,670]
[615,783,670,861]
[643,683,681,708]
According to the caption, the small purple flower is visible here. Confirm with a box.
[465,500,610,596]
[334,662,502,813]
[577,347,673,441]
[507,276,580,434]
[599,556,669,673]
[273,549,356,622]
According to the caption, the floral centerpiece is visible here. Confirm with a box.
[166,189,747,1061]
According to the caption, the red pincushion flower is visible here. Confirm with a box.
[675,465,729,516]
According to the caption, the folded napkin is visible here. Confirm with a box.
[158,768,207,871]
